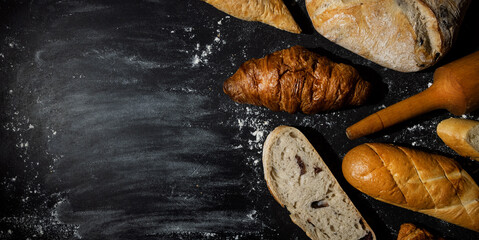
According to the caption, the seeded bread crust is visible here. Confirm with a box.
[262,126,375,240]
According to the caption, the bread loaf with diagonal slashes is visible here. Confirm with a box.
[263,126,375,240]
[342,143,479,231]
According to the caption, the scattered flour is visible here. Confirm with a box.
[189,17,229,67]
[234,107,271,153]
[246,210,257,221]
[1,96,70,238]
[249,129,265,151]
[407,124,426,132]
[190,43,218,67]
[377,104,386,110]
[191,55,201,66]
[202,232,217,238]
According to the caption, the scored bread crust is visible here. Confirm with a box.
[263,126,375,240]
[437,118,479,161]
[342,143,479,231]
[306,0,471,72]
[203,0,301,33]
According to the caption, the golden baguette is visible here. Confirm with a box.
[342,143,479,231]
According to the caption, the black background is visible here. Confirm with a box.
[1,0,479,239]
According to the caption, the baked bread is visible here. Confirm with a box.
[223,46,371,114]
[263,126,375,240]
[437,118,479,161]
[342,143,479,231]
[306,0,471,72]
[203,0,301,33]
[397,223,445,240]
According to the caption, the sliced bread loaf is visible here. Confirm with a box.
[262,126,375,240]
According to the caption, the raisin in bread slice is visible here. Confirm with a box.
[262,126,375,240]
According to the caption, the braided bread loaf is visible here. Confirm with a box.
[223,46,371,114]
[342,143,479,231]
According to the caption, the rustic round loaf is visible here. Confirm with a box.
[306,0,471,72]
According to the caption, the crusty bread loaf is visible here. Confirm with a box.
[396,223,444,240]
[203,0,301,33]
[342,143,479,231]
[437,118,479,161]
[306,0,471,72]
[263,126,375,240]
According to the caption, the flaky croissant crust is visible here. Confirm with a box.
[223,46,371,114]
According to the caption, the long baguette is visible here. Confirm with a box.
[342,143,479,231]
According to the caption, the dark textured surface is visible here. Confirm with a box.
[0,0,478,239]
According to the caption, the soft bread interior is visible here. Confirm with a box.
[263,126,372,240]
[467,124,479,153]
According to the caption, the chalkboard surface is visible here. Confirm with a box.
[1,1,479,239]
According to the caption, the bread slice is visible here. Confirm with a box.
[262,126,375,240]
[437,118,479,161]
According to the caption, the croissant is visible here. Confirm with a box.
[203,0,301,34]
[223,46,371,114]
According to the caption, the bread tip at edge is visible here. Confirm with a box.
[437,117,479,161]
